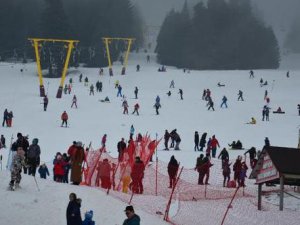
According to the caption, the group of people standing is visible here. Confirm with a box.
[2,109,13,127]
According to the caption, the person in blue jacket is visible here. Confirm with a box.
[82,210,95,225]
[123,206,140,225]
[38,163,50,179]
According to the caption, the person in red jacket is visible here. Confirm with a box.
[131,157,145,194]
[67,141,77,158]
[210,135,220,158]
[54,154,66,182]
[98,159,112,189]
[61,111,68,127]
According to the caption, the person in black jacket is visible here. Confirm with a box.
[244,147,257,169]
[117,138,127,162]
[164,130,170,150]
[67,193,82,225]
[167,155,179,188]
[27,138,41,176]
[194,131,200,151]
[199,132,207,152]
[218,148,229,169]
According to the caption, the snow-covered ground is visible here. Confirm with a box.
[0,52,299,225]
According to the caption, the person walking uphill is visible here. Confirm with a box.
[70,142,85,185]
[167,155,179,188]
[210,135,220,158]
[27,138,41,176]
[194,131,200,151]
[123,205,140,225]
[9,147,26,190]
[66,193,82,225]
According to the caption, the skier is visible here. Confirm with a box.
[134,87,138,99]
[27,138,41,176]
[202,89,206,100]
[9,147,26,190]
[136,64,140,72]
[131,156,145,194]
[194,131,200,151]
[207,98,215,111]
[38,163,50,179]
[68,84,72,94]
[199,132,207,151]
[164,130,170,150]
[220,95,228,108]
[129,125,135,140]
[249,70,254,78]
[117,85,122,97]
[79,74,83,82]
[43,95,48,111]
[122,100,129,114]
[169,80,175,88]
[101,134,107,148]
[82,210,95,225]
[238,90,244,101]
[61,111,69,127]
[71,95,77,108]
[132,103,140,116]
[89,84,94,95]
[167,155,179,188]
[64,84,68,94]
[178,89,183,100]
[244,147,257,169]
[7,111,13,127]
[222,159,231,187]
[66,193,82,225]
[84,77,89,86]
[210,135,220,158]
[2,109,8,127]
[154,101,161,115]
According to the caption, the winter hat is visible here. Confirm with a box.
[85,210,93,220]
[32,138,38,145]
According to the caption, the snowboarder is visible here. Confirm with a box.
[2,109,8,127]
[9,147,26,190]
[84,77,89,86]
[122,100,129,114]
[164,130,170,150]
[136,64,140,72]
[61,111,68,127]
[238,90,244,101]
[27,138,41,176]
[154,102,161,115]
[134,87,138,99]
[89,84,94,95]
[167,155,179,188]
[66,193,82,225]
[178,89,183,100]
[194,131,200,151]
[79,74,83,82]
[210,135,220,158]
[199,132,207,151]
[117,85,122,97]
[71,95,77,108]
[43,95,48,111]
[132,103,139,116]
[38,163,50,179]
[169,80,175,88]
[123,206,140,225]
[220,95,228,108]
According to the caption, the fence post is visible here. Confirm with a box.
[164,166,184,222]
[220,187,240,225]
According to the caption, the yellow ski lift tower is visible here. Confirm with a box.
[28,38,79,98]
[102,37,135,76]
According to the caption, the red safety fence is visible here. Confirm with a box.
[81,138,300,225]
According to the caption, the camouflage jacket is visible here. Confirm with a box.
[12,154,26,171]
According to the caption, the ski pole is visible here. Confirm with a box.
[33,176,40,192]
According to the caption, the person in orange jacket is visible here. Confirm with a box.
[61,111,69,127]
